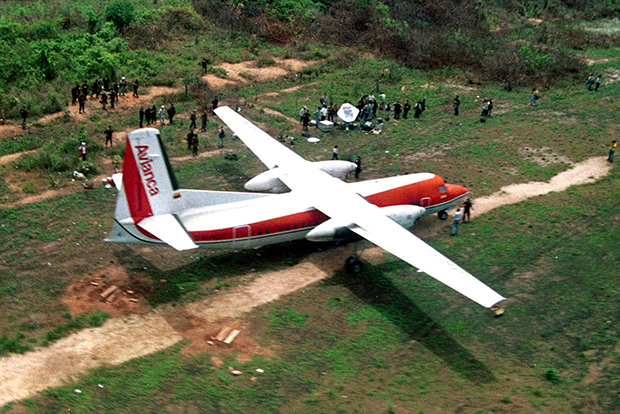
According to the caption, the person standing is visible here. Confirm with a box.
[132,79,139,97]
[200,58,209,74]
[453,95,461,116]
[192,134,199,156]
[595,75,602,91]
[78,142,87,161]
[189,110,197,130]
[218,126,225,148]
[71,84,79,105]
[463,198,473,222]
[109,89,116,109]
[332,145,339,160]
[609,140,617,163]
[529,88,538,106]
[354,156,362,180]
[586,73,594,90]
[393,101,402,120]
[480,99,490,118]
[187,129,196,151]
[78,93,86,114]
[100,91,108,110]
[104,126,113,147]
[201,111,208,132]
[451,208,463,236]
[167,104,176,125]
[314,107,321,128]
[158,105,166,126]
[403,100,411,119]
[211,96,219,114]
[139,107,145,128]
[302,109,310,131]
[20,106,28,128]
[119,77,127,96]
[414,100,423,118]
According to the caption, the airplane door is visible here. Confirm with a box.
[233,225,251,248]
[420,197,431,207]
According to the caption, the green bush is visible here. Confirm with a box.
[105,0,135,32]
[0,333,31,356]
[544,368,561,384]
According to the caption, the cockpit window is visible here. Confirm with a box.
[439,186,447,193]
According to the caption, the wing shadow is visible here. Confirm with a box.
[325,262,496,384]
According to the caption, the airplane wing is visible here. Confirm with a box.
[214,106,505,308]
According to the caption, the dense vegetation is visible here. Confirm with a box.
[1,0,619,120]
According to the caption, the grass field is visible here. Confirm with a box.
[1,6,620,413]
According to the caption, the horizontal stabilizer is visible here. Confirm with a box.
[137,214,198,251]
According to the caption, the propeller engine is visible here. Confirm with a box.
[244,160,357,193]
[305,205,426,242]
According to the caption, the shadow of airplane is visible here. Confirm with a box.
[325,262,496,384]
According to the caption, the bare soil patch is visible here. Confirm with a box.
[203,58,315,89]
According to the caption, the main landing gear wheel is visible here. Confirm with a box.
[438,210,448,220]
[345,256,364,274]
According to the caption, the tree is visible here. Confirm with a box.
[105,0,135,32]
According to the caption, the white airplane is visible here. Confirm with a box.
[107,106,505,308]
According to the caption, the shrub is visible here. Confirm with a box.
[105,0,135,32]
[0,333,31,356]
[544,368,561,384]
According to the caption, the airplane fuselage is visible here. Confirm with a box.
[108,172,468,249]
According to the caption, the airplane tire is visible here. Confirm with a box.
[438,210,448,220]
[345,257,364,274]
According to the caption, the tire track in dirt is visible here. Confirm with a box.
[0,155,613,407]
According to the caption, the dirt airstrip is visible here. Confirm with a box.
[0,154,612,407]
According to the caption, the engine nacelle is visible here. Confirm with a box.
[244,160,357,193]
[306,205,426,242]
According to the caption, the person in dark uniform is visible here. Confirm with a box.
[81,82,89,99]
[20,106,28,128]
[109,89,116,109]
[211,96,218,114]
[201,111,208,132]
[354,156,362,180]
[78,93,86,114]
[189,110,197,130]
[453,95,461,116]
[200,58,209,74]
[187,129,196,150]
[463,198,473,222]
[139,107,145,128]
[132,80,139,97]
[403,100,411,119]
[104,126,113,147]
[393,101,402,120]
[191,134,199,156]
[103,75,109,91]
[167,104,176,124]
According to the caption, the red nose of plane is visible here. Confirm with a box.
[446,183,469,200]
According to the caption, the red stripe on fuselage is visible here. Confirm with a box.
[189,209,330,242]
[187,175,452,244]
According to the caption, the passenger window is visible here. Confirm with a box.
[279,226,283,232]
[265,228,269,234]
[258,230,262,235]
[439,186,447,193]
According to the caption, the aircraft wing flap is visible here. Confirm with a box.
[138,214,198,251]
